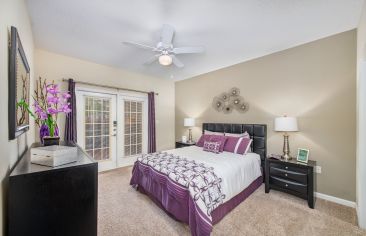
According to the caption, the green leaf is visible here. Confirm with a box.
[16,99,36,119]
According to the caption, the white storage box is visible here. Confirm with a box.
[31,145,78,167]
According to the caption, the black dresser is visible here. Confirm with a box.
[8,142,98,236]
[265,157,316,208]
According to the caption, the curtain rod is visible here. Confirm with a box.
[61,78,159,95]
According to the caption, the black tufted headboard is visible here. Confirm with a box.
[202,123,267,169]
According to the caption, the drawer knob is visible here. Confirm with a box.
[285,184,288,187]
[285,166,288,169]
[285,173,288,177]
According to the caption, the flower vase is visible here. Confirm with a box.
[40,124,60,146]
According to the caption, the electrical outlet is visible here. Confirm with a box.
[315,166,322,174]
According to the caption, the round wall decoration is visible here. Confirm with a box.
[212,97,225,112]
[212,88,249,114]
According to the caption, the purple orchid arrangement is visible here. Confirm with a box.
[30,77,71,138]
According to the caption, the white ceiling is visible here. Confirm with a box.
[26,0,364,81]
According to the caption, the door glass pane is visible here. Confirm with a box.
[124,100,143,157]
[84,96,111,161]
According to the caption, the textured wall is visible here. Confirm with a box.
[176,30,356,201]
[0,0,35,235]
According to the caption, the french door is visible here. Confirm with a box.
[117,94,148,167]
[76,88,147,172]
[76,91,117,172]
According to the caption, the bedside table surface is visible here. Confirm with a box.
[175,141,196,149]
[266,157,316,168]
[176,141,196,145]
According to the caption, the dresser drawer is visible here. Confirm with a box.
[270,162,307,174]
[270,167,307,184]
[270,176,307,194]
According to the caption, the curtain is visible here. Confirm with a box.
[148,92,156,153]
[64,78,77,143]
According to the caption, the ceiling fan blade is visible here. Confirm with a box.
[160,24,175,45]
[123,41,155,50]
[143,54,160,65]
[172,46,205,54]
[171,55,184,68]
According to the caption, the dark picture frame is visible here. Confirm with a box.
[8,26,30,140]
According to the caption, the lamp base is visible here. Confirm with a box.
[281,153,292,161]
[282,133,292,161]
[188,128,193,143]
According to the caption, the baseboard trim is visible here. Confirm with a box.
[315,192,356,208]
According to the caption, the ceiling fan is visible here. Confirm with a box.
[123,24,204,68]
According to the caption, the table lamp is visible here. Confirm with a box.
[184,118,195,144]
[274,115,298,160]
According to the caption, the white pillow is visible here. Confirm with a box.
[225,131,250,138]
[204,130,224,135]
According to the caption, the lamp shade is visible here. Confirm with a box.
[274,116,298,132]
[184,118,195,127]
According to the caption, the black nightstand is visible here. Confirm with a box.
[265,157,316,208]
[175,141,196,148]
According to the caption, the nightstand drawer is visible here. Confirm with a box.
[270,167,307,184]
[270,162,307,174]
[270,176,307,194]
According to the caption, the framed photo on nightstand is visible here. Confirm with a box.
[297,148,309,163]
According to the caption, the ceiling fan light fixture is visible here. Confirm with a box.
[159,54,172,66]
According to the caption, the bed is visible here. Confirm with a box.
[130,123,267,236]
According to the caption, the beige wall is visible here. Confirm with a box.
[0,0,35,235]
[357,1,366,229]
[35,49,175,151]
[176,30,357,201]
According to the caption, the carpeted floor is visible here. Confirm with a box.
[98,167,366,236]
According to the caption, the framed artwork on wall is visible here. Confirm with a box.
[8,26,31,140]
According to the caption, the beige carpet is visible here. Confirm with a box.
[98,167,366,236]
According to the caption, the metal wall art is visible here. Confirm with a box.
[212,87,249,114]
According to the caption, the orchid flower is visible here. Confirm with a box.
[26,78,72,137]
[46,84,59,95]
[47,96,60,105]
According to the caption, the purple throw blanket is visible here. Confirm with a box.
[138,152,225,217]
[130,152,226,235]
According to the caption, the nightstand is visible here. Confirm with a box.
[175,141,196,148]
[265,157,316,208]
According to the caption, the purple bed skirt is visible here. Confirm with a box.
[130,161,263,236]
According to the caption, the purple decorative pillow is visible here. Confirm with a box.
[223,136,252,155]
[197,134,228,152]
[203,141,221,154]
[208,135,228,152]
[197,134,211,147]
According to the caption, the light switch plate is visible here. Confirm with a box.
[315,166,322,174]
